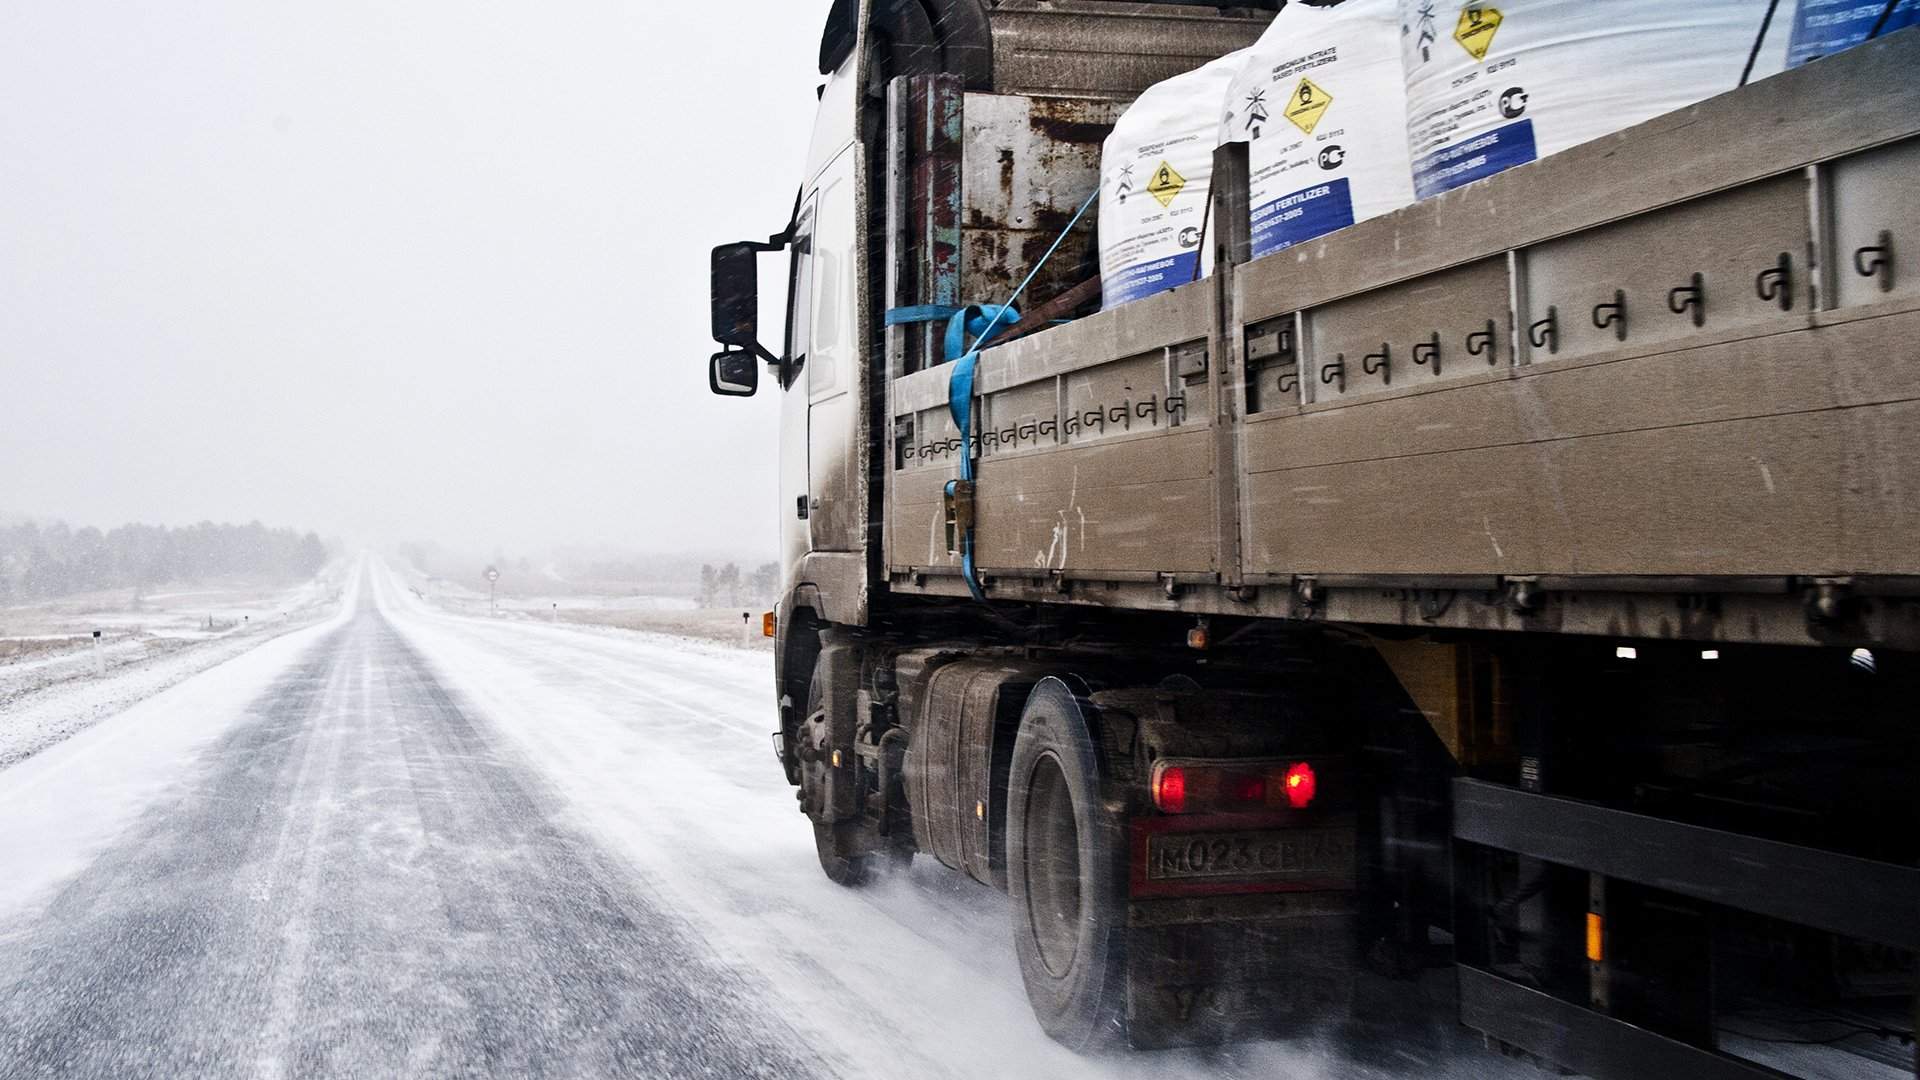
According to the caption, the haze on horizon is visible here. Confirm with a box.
[0,2,824,558]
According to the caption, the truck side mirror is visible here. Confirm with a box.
[709,349,759,397]
[711,241,764,352]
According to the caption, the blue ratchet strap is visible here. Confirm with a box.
[944,344,988,600]
[882,303,961,327]
[944,184,1102,602]
[884,303,1018,364]
[943,304,1019,364]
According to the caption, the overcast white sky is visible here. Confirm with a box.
[1,1,823,558]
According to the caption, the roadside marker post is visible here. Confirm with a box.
[485,565,500,617]
[92,629,105,676]
[741,611,751,647]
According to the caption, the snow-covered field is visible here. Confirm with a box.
[399,562,770,649]
[0,566,349,767]
[0,574,336,643]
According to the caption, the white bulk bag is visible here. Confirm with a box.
[1224,0,1415,258]
[1098,50,1248,309]
[1400,1,1778,199]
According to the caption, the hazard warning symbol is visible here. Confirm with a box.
[1146,160,1186,207]
[1454,5,1502,61]
[1284,77,1332,135]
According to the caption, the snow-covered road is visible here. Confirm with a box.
[0,560,1515,1079]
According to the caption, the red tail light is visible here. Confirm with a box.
[1282,761,1317,809]
[1150,758,1327,814]
[1152,765,1188,813]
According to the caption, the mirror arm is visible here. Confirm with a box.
[739,233,789,255]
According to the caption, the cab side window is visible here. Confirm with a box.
[782,197,817,390]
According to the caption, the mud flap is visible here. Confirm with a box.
[1124,892,1357,1048]
[1121,806,1359,1050]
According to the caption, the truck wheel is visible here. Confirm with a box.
[1006,679,1128,1049]
[813,819,873,886]
[804,660,881,887]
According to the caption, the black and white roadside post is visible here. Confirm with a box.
[92,629,104,676]
[551,602,557,624]
[485,565,500,617]
[741,611,751,647]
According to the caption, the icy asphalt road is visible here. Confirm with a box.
[0,562,1516,1080]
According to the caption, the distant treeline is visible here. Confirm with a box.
[699,562,779,608]
[0,520,329,603]
[399,541,779,607]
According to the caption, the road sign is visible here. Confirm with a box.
[485,565,500,582]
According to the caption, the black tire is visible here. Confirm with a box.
[805,658,885,887]
[813,819,873,886]
[1006,678,1129,1050]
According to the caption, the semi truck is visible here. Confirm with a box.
[706,2,1920,1075]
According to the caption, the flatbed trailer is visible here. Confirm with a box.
[707,4,1919,1075]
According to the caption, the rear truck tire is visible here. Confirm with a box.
[1006,678,1130,1050]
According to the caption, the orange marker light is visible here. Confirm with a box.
[1585,912,1605,963]
[762,611,777,638]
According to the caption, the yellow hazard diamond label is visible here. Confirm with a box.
[1283,77,1333,135]
[1454,5,1502,61]
[1146,160,1186,207]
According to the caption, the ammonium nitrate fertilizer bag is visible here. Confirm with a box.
[1400,1,1779,199]
[1099,50,1247,309]
[1224,0,1415,258]
[1786,0,1918,67]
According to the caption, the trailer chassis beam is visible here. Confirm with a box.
[1458,966,1796,1080]
[1453,777,1920,952]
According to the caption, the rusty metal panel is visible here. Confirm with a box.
[985,2,1272,101]
[907,75,964,373]
[961,92,1115,309]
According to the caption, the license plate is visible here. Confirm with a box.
[1145,826,1355,887]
